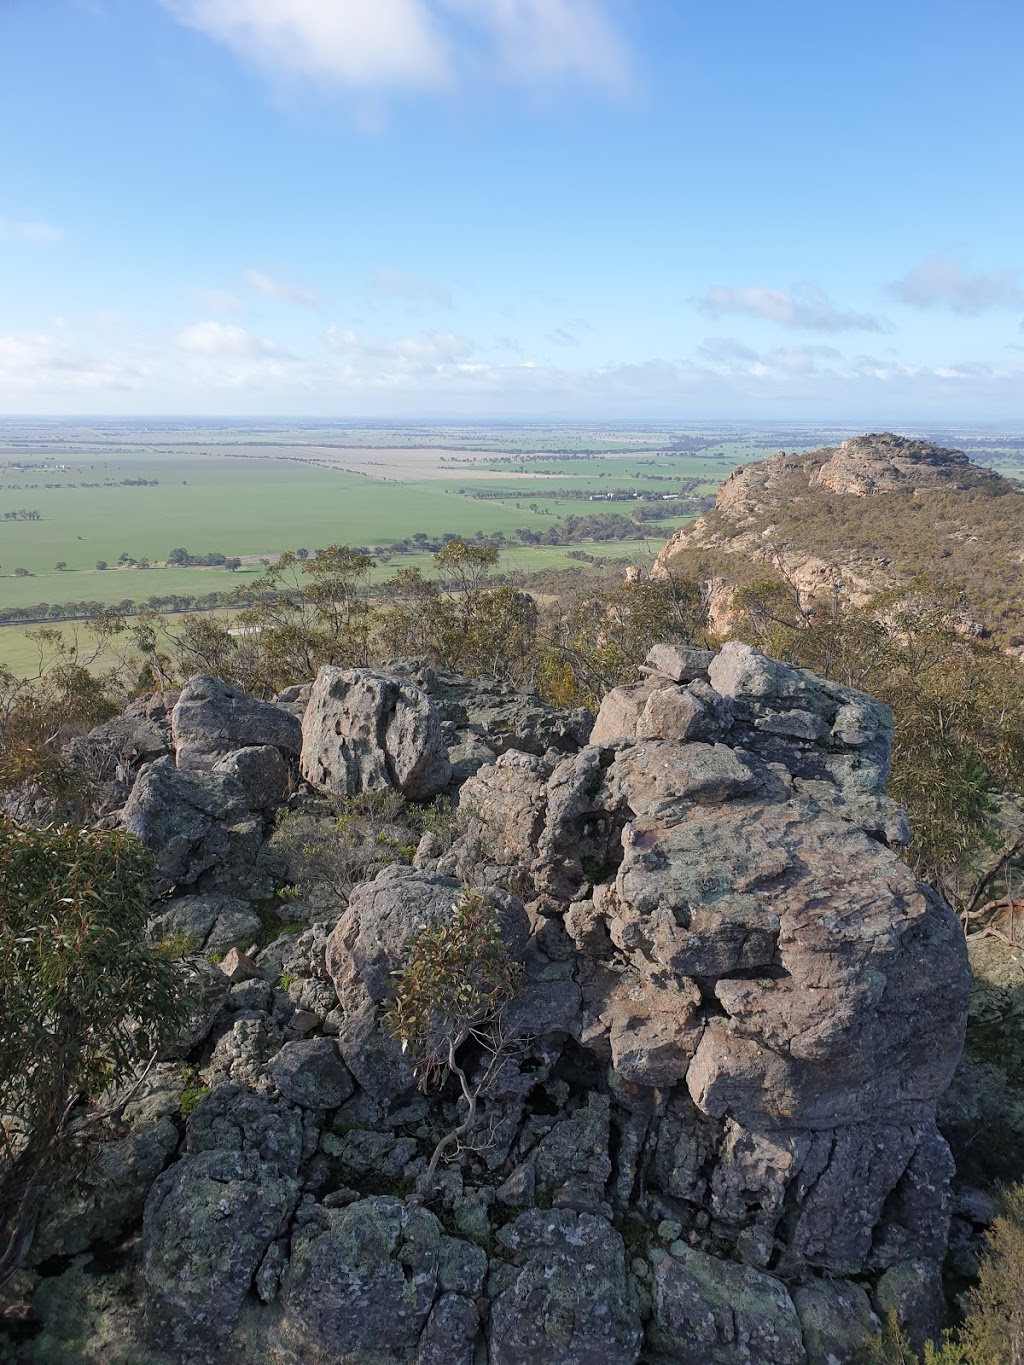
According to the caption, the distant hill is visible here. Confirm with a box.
[654,432,1024,648]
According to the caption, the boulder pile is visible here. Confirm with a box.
[12,646,970,1364]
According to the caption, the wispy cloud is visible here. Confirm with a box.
[0,216,62,243]
[889,256,1023,314]
[371,268,452,308]
[244,268,325,309]
[696,282,885,333]
[161,0,628,98]
[192,287,245,315]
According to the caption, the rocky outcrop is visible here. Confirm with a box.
[812,432,1000,497]
[172,675,302,772]
[652,433,1023,642]
[300,666,451,801]
[18,647,972,1365]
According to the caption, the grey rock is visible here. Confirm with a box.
[185,1083,304,1176]
[325,865,527,1102]
[301,665,451,801]
[793,1278,879,1365]
[489,1209,642,1365]
[647,1242,805,1364]
[279,1198,484,1363]
[268,1038,355,1109]
[142,1148,299,1356]
[871,1260,946,1354]
[416,1292,479,1365]
[147,892,261,955]
[121,755,251,894]
[172,674,301,771]
[644,643,716,682]
[213,744,292,810]
[32,1065,188,1262]
[161,959,229,1058]
[590,683,653,746]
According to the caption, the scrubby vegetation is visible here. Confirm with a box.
[0,821,186,1281]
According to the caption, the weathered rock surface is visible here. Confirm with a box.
[23,648,972,1365]
[121,756,256,894]
[279,1197,485,1363]
[324,864,528,1101]
[172,675,302,771]
[488,1209,642,1365]
[301,666,451,801]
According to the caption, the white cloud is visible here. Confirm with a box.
[0,217,62,243]
[889,257,1023,314]
[164,0,449,90]
[323,324,477,377]
[175,320,287,356]
[0,332,143,392]
[696,282,885,333]
[162,0,627,97]
[244,269,325,309]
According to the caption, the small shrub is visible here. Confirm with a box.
[0,819,187,1281]
[384,890,523,1200]
[179,1084,210,1121]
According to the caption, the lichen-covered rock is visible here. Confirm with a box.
[488,1209,642,1365]
[121,756,251,894]
[213,744,292,809]
[172,675,302,771]
[647,1243,806,1364]
[147,892,261,955]
[279,1197,485,1363]
[32,1065,188,1262]
[268,1038,355,1109]
[792,1279,879,1365]
[324,864,528,1102]
[301,666,451,801]
[142,1149,299,1359]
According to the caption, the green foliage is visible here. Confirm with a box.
[377,543,538,688]
[0,627,122,806]
[536,569,712,710]
[863,1183,1024,1362]
[384,889,522,1090]
[271,790,421,905]
[0,819,187,1274]
[156,929,202,960]
[178,1084,210,1121]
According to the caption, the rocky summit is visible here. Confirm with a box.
[12,646,970,1364]
[653,433,1024,645]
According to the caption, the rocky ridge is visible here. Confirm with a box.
[6,647,970,1364]
[653,432,1023,640]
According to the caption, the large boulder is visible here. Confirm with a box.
[279,1197,485,1363]
[121,756,251,893]
[647,1242,806,1364]
[488,1209,642,1365]
[172,675,302,771]
[300,666,451,801]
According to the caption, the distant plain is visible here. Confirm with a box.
[1,420,1021,674]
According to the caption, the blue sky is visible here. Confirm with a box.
[2,0,1023,420]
